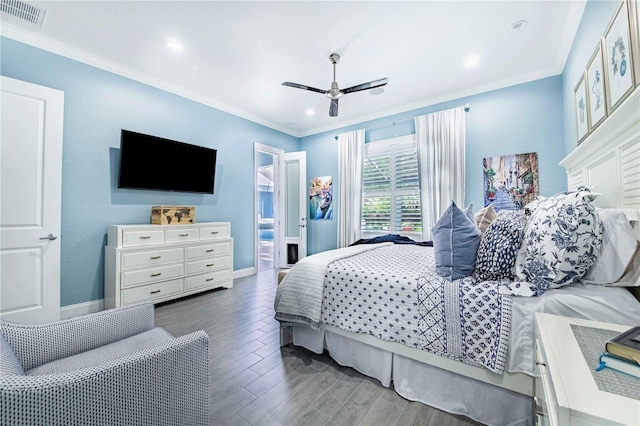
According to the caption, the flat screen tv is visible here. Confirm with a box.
[118,130,217,194]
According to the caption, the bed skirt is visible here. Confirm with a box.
[291,326,533,426]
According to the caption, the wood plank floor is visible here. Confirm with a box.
[154,269,484,426]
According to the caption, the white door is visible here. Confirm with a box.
[0,76,64,323]
[279,151,307,267]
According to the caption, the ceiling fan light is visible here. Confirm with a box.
[369,87,384,95]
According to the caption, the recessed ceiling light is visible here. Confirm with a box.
[463,55,479,69]
[511,20,527,30]
[166,39,184,52]
[369,87,384,95]
[287,123,296,127]
[306,109,315,116]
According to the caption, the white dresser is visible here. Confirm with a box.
[534,313,640,426]
[104,222,233,308]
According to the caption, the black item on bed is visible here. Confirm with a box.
[350,234,433,246]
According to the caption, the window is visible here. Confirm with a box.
[361,135,421,237]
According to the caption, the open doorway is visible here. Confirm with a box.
[255,143,283,273]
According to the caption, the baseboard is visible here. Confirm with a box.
[233,267,255,279]
[60,299,105,319]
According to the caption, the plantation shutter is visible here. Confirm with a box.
[395,149,421,233]
[362,153,392,232]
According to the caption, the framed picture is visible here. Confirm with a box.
[574,74,589,144]
[603,1,636,112]
[586,42,608,131]
[628,0,640,86]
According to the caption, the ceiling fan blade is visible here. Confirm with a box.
[329,98,339,117]
[342,78,388,95]
[282,82,327,95]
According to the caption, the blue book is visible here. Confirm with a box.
[596,353,640,379]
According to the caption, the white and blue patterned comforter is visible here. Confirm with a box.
[276,243,512,373]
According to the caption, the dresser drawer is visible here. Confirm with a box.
[166,228,199,244]
[186,256,230,275]
[199,225,229,240]
[121,247,184,269]
[185,269,231,291]
[185,241,231,259]
[121,278,184,305]
[121,263,184,288]
[122,229,164,247]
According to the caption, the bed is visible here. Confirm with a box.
[275,87,640,426]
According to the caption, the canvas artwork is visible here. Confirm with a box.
[309,176,333,219]
[483,152,539,211]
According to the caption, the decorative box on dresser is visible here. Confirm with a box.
[105,222,233,308]
[534,313,640,426]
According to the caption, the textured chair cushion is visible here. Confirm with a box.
[432,201,481,280]
[514,189,603,294]
[0,333,24,375]
[27,327,173,375]
[474,204,498,234]
[474,210,529,280]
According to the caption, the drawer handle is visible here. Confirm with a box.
[535,359,546,367]
[206,278,214,282]
[206,249,214,253]
[140,236,151,240]
[211,231,219,234]
[150,256,162,260]
[206,263,215,267]
[150,289,161,294]
[151,273,162,277]
[179,233,189,237]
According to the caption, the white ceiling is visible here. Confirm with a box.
[1,1,586,137]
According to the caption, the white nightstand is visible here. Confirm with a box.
[534,313,640,425]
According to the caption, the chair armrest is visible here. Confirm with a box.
[0,302,156,371]
[1,330,211,426]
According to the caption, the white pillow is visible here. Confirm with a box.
[582,209,638,284]
[612,242,640,287]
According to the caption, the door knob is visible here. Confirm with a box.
[39,233,58,241]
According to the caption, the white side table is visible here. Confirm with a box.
[534,313,640,425]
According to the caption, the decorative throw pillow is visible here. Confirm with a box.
[474,204,498,234]
[513,189,604,294]
[432,201,481,280]
[474,210,529,281]
[582,209,638,285]
[0,333,24,375]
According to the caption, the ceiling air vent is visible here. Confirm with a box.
[1,0,46,26]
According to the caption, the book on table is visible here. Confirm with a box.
[596,353,640,379]
[605,325,640,364]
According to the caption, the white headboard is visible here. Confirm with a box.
[560,87,640,237]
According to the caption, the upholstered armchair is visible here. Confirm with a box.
[0,301,210,425]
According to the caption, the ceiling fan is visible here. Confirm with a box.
[282,53,388,117]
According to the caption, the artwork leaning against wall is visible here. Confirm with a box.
[483,152,539,211]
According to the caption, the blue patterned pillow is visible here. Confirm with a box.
[474,210,529,281]
[513,189,603,294]
[432,201,481,280]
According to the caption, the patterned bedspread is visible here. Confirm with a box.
[321,244,512,373]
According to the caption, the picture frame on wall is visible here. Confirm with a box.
[586,42,608,131]
[574,74,589,144]
[628,0,640,86]
[603,1,636,112]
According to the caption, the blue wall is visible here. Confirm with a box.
[301,76,567,255]
[562,0,619,156]
[1,37,299,306]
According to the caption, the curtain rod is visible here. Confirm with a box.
[334,103,470,139]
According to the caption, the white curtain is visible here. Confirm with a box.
[415,107,466,241]
[337,129,365,248]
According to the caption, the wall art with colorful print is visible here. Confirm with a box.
[309,176,333,219]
